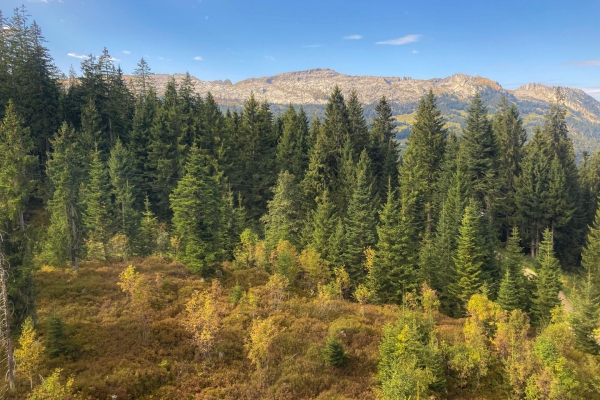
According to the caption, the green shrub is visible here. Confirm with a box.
[229,284,244,305]
[322,335,347,367]
[46,315,69,359]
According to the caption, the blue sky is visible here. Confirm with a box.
[5,0,600,99]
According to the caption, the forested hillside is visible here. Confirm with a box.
[2,6,600,399]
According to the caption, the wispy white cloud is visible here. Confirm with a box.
[303,44,323,48]
[376,34,421,45]
[582,87,600,100]
[265,55,276,61]
[67,52,89,60]
[412,50,418,54]
[193,56,203,61]
[158,57,165,60]
[122,50,131,55]
[343,34,362,40]
[569,60,600,67]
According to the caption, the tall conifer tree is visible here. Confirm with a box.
[493,97,526,236]
[449,202,485,313]
[45,123,84,269]
[532,228,562,324]
[170,148,224,275]
[81,147,111,258]
[262,171,303,249]
[342,150,377,283]
[459,93,499,211]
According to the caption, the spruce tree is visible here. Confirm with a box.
[132,57,153,97]
[262,171,303,250]
[230,94,278,223]
[301,126,329,212]
[46,315,69,359]
[307,188,336,261]
[0,100,36,231]
[540,88,580,266]
[449,202,485,313]
[493,97,526,237]
[81,147,111,259]
[170,148,224,275]
[148,78,184,219]
[328,217,346,267]
[342,150,377,284]
[78,98,104,162]
[459,93,499,211]
[322,335,347,367]
[346,89,370,155]
[45,123,85,270]
[129,86,158,205]
[276,105,308,179]
[108,139,140,247]
[546,157,574,239]
[400,90,447,233]
[369,96,398,198]
[497,227,528,311]
[572,271,600,354]
[582,202,600,283]
[372,184,407,304]
[139,196,158,257]
[321,85,349,156]
[532,228,562,324]
[515,128,551,256]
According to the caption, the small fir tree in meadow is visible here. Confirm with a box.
[322,335,347,367]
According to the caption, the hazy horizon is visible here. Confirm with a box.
[5,0,599,99]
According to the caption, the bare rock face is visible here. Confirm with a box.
[138,70,599,120]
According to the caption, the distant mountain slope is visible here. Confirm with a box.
[141,69,600,154]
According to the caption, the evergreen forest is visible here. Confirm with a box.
[2,6,600,399]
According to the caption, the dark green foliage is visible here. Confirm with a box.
[515,128,551,256]
[228,94,278,224]
[148,78,185,219]
[0,100,37,230]
[571,272,600,354]
[170,148,224,275]
[306,188,336,262]
[532,228,562,324]
[342,150,377,283]
[0,9,60,165]
[44,122,85,269]
[139,196,158,257]
[372,185,405,304]
[46,315,69,359]
[582,202,600,283]
[346,90,370,156]
[369,96,398,199]
[322,335,347,367]
[108,139,140,247]
[400,90,447,234]
[262,171,303,249]
[497,227,528,312]
[493,97,526,236]
[276,105,309,179]
[81,147,111,258]
[449,202,485,313]
[459,93,499,210]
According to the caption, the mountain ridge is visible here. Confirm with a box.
[132,69,600,153]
